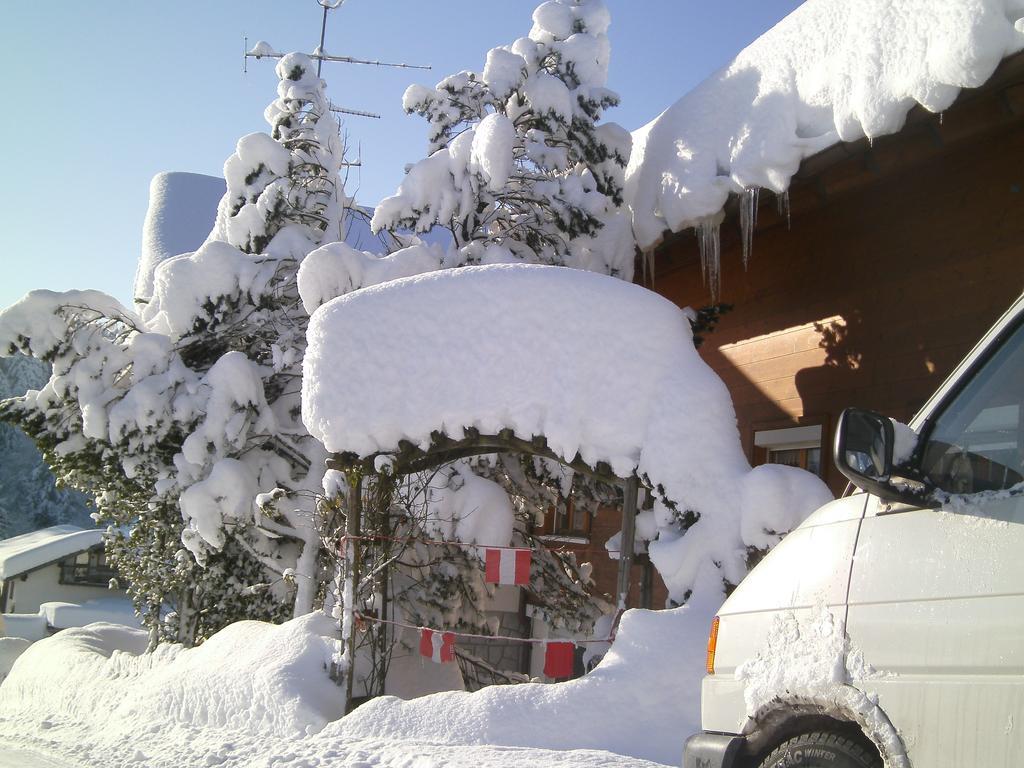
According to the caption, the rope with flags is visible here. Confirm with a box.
[337,530,625,681]
[353,612,613,678]
[337,532,624,570]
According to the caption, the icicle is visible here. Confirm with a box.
[641,248,656,286]
[697,215,722,301]
[739,186,760,269]
[776,190,791,230]
[939,111,944,126]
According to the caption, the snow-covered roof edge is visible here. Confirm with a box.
[625,0,1024,252]
[0,525,103,579]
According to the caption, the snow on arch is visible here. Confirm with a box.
[625,0,1024,253]
[303,264,831,601]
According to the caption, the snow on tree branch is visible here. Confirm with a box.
[370,0,635,280]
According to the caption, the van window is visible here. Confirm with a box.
[920,321,1024,495]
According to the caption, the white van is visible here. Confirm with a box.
[683,293,1024,768]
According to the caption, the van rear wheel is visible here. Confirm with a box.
[757,731,880,768]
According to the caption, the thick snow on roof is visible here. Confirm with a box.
[134,172,226,302]
[625,0,1024,251]
[0,525,102,579]
[39,598,141,631]
[303,265,735,477]
[303,264,831,602]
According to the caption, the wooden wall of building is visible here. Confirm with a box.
[577,65,1024,611]
[650,99,1024,497]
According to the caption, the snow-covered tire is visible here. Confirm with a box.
[757,731,880,768]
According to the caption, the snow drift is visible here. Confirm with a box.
[0,609,683,767]
[0,614,343,762]
[303,264,832,603]
[341,592,721,765]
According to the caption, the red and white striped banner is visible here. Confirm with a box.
[419,628,455,663]
[543,641,576,678]
[483,547,531,586]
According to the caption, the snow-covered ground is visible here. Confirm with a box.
[0,598,716,767]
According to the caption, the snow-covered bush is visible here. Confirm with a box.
[304,265,834,608]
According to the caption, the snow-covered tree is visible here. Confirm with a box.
[293,2,636,695]
[370,0,635,279]
[368,0,632,589]
[0,53,347,645]
[208,53,346,255]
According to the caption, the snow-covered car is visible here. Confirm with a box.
[683,293,1024,768]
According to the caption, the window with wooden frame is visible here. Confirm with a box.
[59,546,119,587]
[754,424,824,477]
[536,496,591,539]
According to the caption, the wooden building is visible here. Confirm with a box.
[652,52,1024,499]
[565,50,1024,612]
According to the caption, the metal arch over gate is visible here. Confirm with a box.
[327,426,641,711]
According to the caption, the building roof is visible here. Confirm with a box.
[0,525,103,580]
[625,0,1024,252]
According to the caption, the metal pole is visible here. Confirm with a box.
[640,558,653,610]
[616,475,639,609]
[317,4,329,77]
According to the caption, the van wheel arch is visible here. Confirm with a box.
[738,699,897,767]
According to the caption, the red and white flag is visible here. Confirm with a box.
[419,628,455,663]
[483,547,531,586]
[543,640,575,679]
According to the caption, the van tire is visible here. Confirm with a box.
[757,731,880,768]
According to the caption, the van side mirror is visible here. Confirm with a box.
[835,408,893,480]
[834,408,932,505]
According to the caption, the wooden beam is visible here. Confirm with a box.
[616,475,639,609]
[343,472,362,714]
[327,430,624,486]
[328,430,641,637]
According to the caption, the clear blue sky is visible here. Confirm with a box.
[0,0,803,309]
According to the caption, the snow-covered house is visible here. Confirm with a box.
[0,526,141,642]
[0,526,117,616]
[623,0,1024,500]
[529,0,1024,610]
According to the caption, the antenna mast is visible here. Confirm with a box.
[243,0,430,119]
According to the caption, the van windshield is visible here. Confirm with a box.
[920,320,1024,495]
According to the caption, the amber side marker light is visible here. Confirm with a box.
[706,615,720,675]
